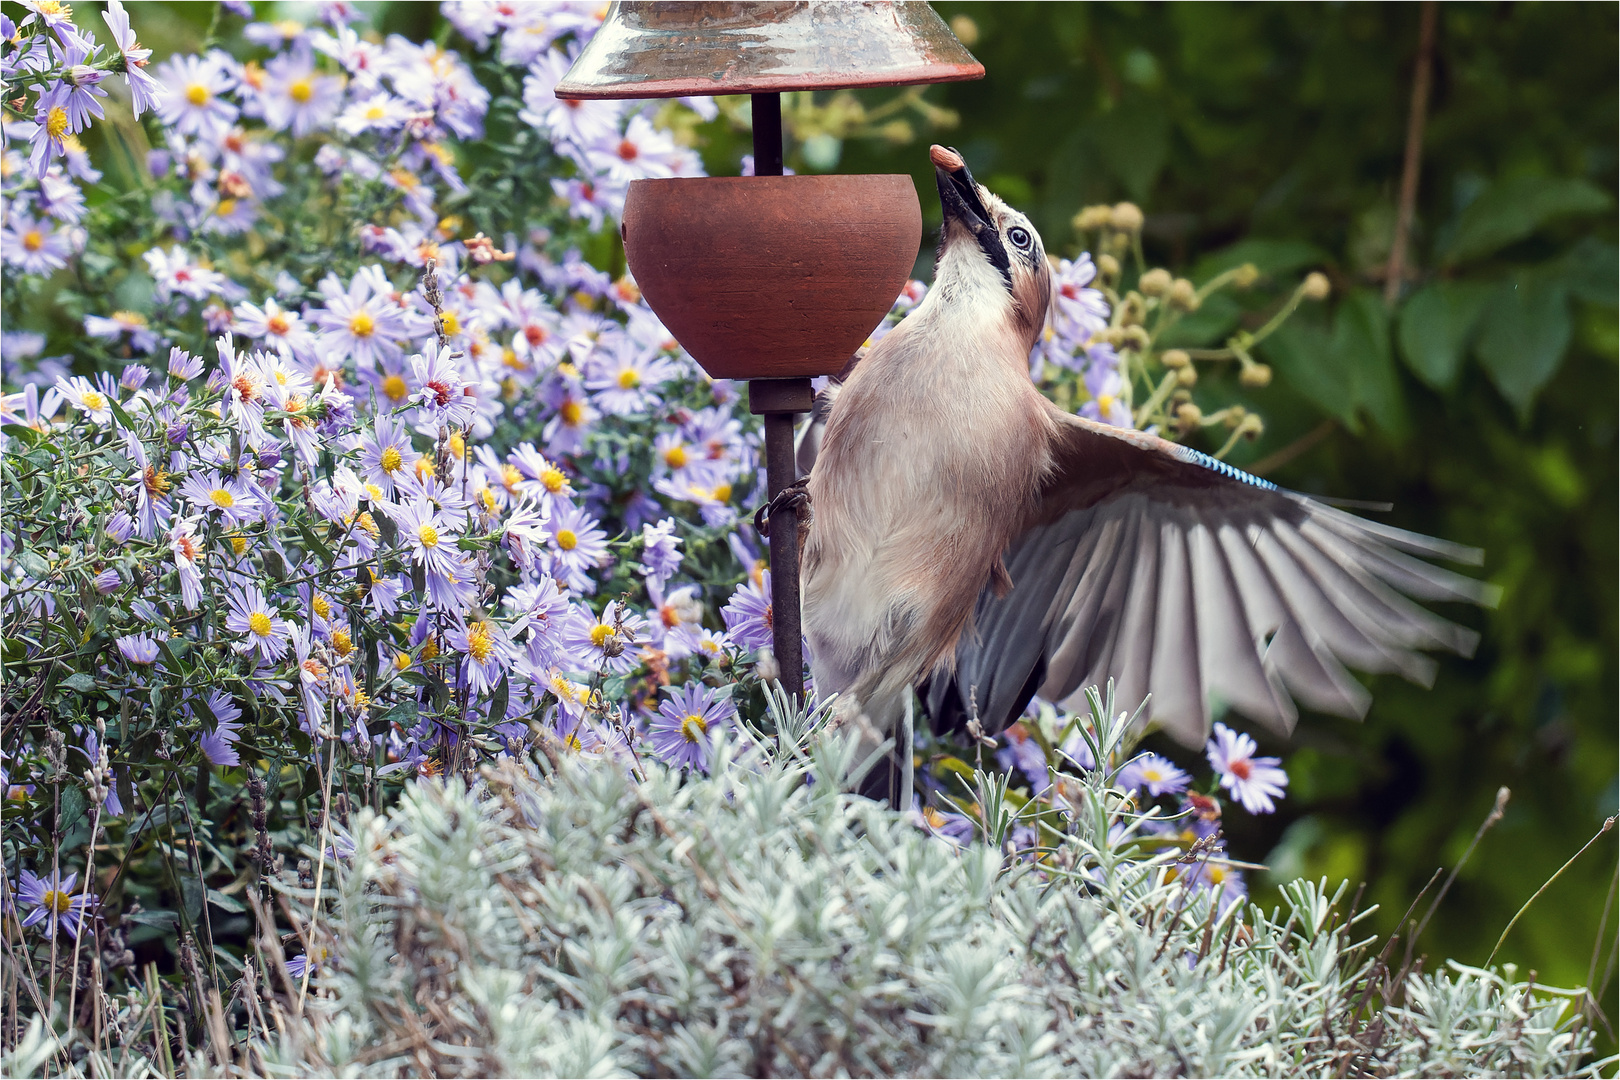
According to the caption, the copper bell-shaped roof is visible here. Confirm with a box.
[554,1,983,100]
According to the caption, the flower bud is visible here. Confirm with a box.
[1123,326,1151,351]
[1118,295,1145,326]
[1111,202,1145,232]
[1073,205,1113,231]
[949,13,980,46]
[1168,278,1199,312]
[1302,272,1331,300]
[1239,413,1265,439]
[1176,365,1198,387]
[1161,348,1190,369]
[1233,263,1260,288]
[1225,405,1248,427]
[1175,402,1203,431]
[1240,363,1273,388]
[1138,268,1173,297]
[1105,328,1128,349]
[1096,253,1121,280]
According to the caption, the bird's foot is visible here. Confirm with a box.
[754,478,811,538]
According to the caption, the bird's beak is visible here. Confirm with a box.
[931,145,1008,281]
[932,144,994,238]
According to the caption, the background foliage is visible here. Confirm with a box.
[847,0,1617,1014]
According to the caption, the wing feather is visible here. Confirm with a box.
[921,408,1492,748]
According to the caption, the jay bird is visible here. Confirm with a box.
[795,145,1497,798]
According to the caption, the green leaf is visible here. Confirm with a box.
[17,551,49,578]
[487,673,510,728]
[1441,176,1611,265]
[1,423,41,447]
[1260,288,1408,437]
[206,888,246,914]
[1090,99,1169,202]
[63,672,98,693]
[1397,280,1495,391]
[1556,237,1618,307]
[58,785,87,835]
[298,523,334,565]
[107,396,137,433]
[1474,270,1572,418]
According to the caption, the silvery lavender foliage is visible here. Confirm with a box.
[252,709,1603,1079]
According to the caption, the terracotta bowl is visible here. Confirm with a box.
[621,174,922,381]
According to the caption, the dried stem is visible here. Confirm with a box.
[1384,0,1438,306]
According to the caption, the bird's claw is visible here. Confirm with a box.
[754,478,811,538]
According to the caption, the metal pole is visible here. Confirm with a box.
[746,92,807,701]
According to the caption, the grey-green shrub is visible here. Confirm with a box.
[238,719,1603,1079]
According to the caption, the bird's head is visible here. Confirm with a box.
[930,144,1051,351]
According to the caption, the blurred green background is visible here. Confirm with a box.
[115,0,1619,1037]
[838,0,1620,1022]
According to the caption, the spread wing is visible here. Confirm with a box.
[922,408,1500,748]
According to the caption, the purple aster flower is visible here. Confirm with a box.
[446,618,516,696]
[500,497,551,576]
[116,633,161,666]
[721,572,772,651]
[1205,722,1288,815]
[995,722,1051,795]
[16,869,97,940]
[357,413,419,497]
[154,52,238,139]
[167,346,203,381]
[636,517,683,587]
[409,342,480,429]
[93,567,121,594]
[2,211,74,274]
[169,516,205,610]
[565,600,645,675]
[105,511,135,544]
[648,682,736,773]
[385,496,463,577]
[505,576,571,671]
[259,45,343,136]
[583,337,680,417]
[102,1,159,117]
[178,469,258,527]
[645,581,703,661]
[194,690,243,766]
[1052,254,1111,341]
[286,944,330,979]
[1118,752,1192,798]
[547,502,609,594]
[225,582,291,663]
[908,798,977,847]
[1080,355,1133,429]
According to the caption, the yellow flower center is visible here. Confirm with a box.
[288,78,313,104]
[363,483,383,501]
[42,889,72,916]
[216,198,236,216]
[555,529,577,551]
[379,446,403,473]
[248,611,272,637]
[312,594,331,619]
[209,487,235,509]
[616,368,640,390]
[348,310,375,338]
[228,534,247,555]
[559,400,584,425]
[331,629,353,657]
[439,310,461,337]
[394,651,412,671]
[1096,393,1116,414]
[711,482,732,503]
[267,312,290,335]
[680,714,707,743]
[499,464,522,493]
[447,432,465,460]
[382,373,407,401]
[186,83,210,107]
[417,524,439,548]
[365,104,386,120]
[45,106,68,140]
[114,310,146,327]
[420,635,439,662]
[589,623,613,647]
[465,622,494,663]
[541,466,567,493]
[80,390,106,412]
[22,230,42,252]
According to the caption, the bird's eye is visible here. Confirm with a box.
[1008,226,1032,250]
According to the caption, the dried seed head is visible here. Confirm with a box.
[1139,268,1173,297]
[1302,271,1331,300]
